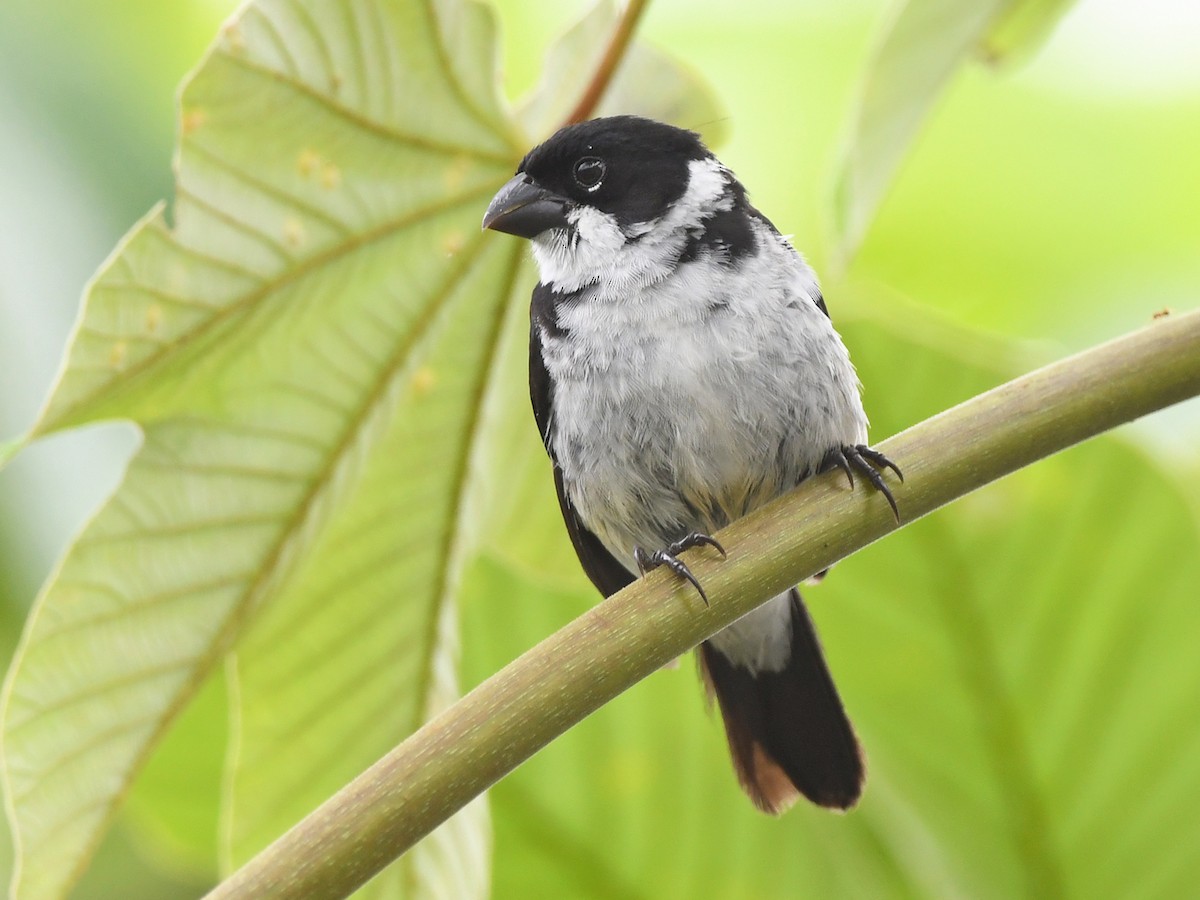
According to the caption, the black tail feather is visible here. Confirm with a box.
[698,589,864,813]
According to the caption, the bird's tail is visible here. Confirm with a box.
[698,589,864,813]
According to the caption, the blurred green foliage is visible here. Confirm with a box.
[0,4,243,895]
[0,0,1196,898]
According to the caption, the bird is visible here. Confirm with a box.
[481,115,901,814]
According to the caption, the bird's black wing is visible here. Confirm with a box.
[530,286,636,599]
[812,289,830,318]
[550,464,636,598]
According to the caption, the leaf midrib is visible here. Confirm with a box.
[215,231,518,867]
[411,245,525,731]
[20,224,505,897]
[210,47,516,164]
[40,179,506,435]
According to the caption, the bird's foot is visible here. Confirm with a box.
[634,532,726,607]
[824,444,904,522]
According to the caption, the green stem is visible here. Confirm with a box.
[207,310,1200,900]
[565,0,651,125]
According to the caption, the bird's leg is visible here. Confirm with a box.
[634,532,726,607]
[822,445,904,522]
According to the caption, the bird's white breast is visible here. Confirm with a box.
[540,219,867,573]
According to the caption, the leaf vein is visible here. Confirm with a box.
[11,710,167,803]
[45,182,499,431]
[302,335,367,394]
[218,419,331,453]
[30,573,255,646]
[287,0,340,95]
[245,3,302,80]
[175,183,295,267]
[254,563,423,692]
[343,1,369,109]
[7,658,193,736]
[183,139,349,235]
[417,0,512,151]
[85,513,283,548]
[410,244,525,727]
[211,46,515,164]
[364,0,396,126]
[270,377,351,417]
[149,219,271,285]
[97,282,221,312]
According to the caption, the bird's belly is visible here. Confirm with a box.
[550,347,805,567]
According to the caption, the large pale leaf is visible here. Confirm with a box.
[829,0,1074,262]
[0,0,731,895]
[0,0,519,896]
[218,5,727,899]
[463,301,1200,898]
[220,244,528,894]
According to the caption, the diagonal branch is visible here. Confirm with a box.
[207,308,1200,900]
[565,0,652,125]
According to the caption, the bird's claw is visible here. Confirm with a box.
[634,532,725,606]
[824,444,904,522]
[666,531,726,560]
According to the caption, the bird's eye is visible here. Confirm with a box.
[572,157,606,192]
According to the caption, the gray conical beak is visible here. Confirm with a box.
[482,175,570,239]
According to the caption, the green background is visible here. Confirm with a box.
[0,0,1197,896]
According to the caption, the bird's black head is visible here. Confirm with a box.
[482,116,710,238]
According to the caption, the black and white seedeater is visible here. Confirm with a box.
[482,115,901,813]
